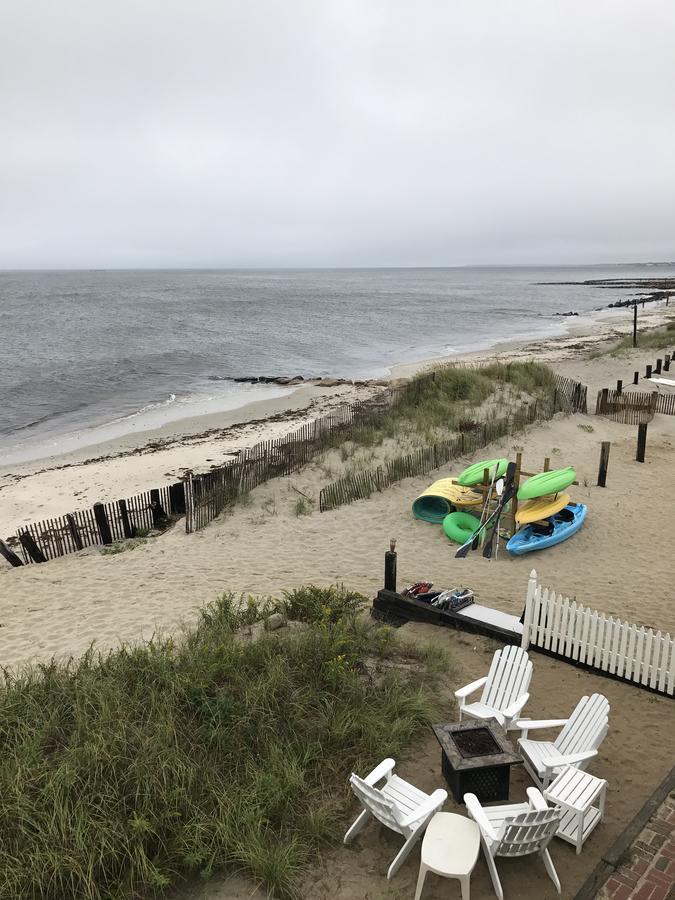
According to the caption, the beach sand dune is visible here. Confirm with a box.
[1,403,674,671]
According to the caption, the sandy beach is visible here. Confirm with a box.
[1,301,674,664]
[1,301,674,900]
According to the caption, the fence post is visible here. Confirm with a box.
[169,481,186,515]
[521,569,537,649]
[19,531,47,563]
[150,488,168,526]
[645,364,652,379]
[0,538,24,567]
[384,539,397,592]
[65,513,84,550]
[93,503,113,545]
[616,379,622,395]
[655,358,662,375]
[636,423,648,463]
[600,387,608,413]
[665,354,671,372]
[117,499,134,539]
[633,370,639,385]
[633,301,637,347]
[597,442,611,487]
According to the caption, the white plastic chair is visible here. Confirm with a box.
[343,758,447,879]
[517,693,609,789]
[465,787,562,900]
[455,645,532,730]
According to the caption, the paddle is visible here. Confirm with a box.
[482,465,518,559]
[471,465,499,552]
[455,463,516,559]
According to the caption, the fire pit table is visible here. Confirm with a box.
[432,719,522,804]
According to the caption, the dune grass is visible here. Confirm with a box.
[590,318,675,358]
[344,361,556,448]
[0,586,445,900]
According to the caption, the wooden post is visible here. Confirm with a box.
[509,453,522,539]
[600,388,609,413]
[645,364,652,379]
[150,488,169,526]
[655,358,662,375]
[597,442,611,487]
[0,538,24,567]
[117,499,134,539]
[384,539,397,592]
[19,531,47,563]
[65,514,83,550]
[616,379,622,395]
[543,457,550,471]
[93,502,113,545]
[636,423,648,463]
[633,301,637,348]
[633,371,639,385]
[665,354,671,372]
[169,481,186,515]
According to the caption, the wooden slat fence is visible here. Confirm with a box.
[319,390,568,512]
[595,389,657,424]
[521,570,674,697]
[184,371,449,532]
[654,392,675,416]
[554,373,588,413]
[13,483,183,564]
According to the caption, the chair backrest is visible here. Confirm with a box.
[481,645,533,711]
[495,808,561,858]
[555,693,609,756]
[349,774,404,834]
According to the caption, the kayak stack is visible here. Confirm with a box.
[507,466,587,555]
[411,458,509,543]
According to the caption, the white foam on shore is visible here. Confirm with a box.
[0,382,294,466]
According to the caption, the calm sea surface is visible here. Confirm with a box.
[2,265,673,462]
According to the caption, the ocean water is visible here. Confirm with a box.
[1,265,673,463]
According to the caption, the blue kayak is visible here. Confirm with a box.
[506,503,587,555]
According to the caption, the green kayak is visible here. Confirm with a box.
[457,457,509,486]
[518,466,576,500]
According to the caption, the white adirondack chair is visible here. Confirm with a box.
[455,645,532,730]
[517,693,609,789]
[465,787,562,900]
[343,758,447,879]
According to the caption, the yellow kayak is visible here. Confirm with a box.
[515,492,571,525]
[412,478,484,523]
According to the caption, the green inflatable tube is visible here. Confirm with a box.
[457,457,509,486]
[443,511,481,543]
[518,466,576,500]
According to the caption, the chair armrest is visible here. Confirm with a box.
[503,692,530,722]
[399,788,447,828]
[454,676,488,700]
[544,749,598,770]
[464,792,499,841]
[526,787,549,812]
[363,758,396,786]
[516,717,568,739]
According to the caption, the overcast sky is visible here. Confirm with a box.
[1,1,674,268]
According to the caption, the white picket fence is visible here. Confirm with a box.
[520,570,675,696]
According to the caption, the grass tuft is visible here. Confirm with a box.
[0,586,442,899]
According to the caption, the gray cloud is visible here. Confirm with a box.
[1,0,674,267]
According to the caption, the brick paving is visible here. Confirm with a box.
[596,792,675,900]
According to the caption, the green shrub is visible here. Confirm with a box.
[0,587,440,899]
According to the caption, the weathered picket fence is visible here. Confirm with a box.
[319,388,569,512]
[12,483,186,565]
[553,373,588,413]
[521,570,674,697]
[595,389,658,424]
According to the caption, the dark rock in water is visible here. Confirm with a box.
[233,376,259,383]
[555,311,579,316]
